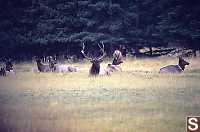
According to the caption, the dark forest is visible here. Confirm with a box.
[0,0,200,61]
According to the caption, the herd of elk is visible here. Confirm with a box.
[0,42,191,77]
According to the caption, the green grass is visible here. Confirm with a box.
[0,57,200,132]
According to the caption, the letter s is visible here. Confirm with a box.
[188,117,198,131]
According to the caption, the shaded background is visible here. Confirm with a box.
[0,0,200,61]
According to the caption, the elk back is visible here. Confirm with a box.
[53,64,77,73]
[159,65,183,73]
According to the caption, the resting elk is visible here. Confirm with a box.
[81,42,106,76]
[159,57,190,73]
[104,49,123,73]
[0,67,6,76]
[36,59,51,72]
[112,50,123,65]
[0,59,16,76]
[47,56,77,73]
[50,63,77,73]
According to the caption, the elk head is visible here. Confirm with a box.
[178,57,189,70]
[81,42,106,76]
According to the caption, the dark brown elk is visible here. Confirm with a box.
[0,67,6,76]
[159,57,190,73]
[2,59,16,75]
[112,50,123,65]
[5,59,14,71]
[81,42,106,76]
[47,56,57,71]
[36,59,51,72]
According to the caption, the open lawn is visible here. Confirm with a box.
[0,57,200,132]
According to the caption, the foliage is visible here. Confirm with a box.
[0,0,200,59]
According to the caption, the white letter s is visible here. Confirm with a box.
[188,117,198,131]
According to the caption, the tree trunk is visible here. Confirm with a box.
[149,42,152,56]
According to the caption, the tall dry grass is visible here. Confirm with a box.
[0,57,200,132]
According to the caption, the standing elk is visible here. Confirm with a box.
[159,57,190,73]
[48,56,78,73]
[81,42,106,76]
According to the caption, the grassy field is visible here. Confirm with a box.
[0,57,200,132]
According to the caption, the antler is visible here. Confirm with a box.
[81,43,93,60]
[97,41,106,60]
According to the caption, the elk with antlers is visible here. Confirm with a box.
[81,42,106,76]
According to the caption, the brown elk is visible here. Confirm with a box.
[159,57,190,73]
[112,50,123,65]
[1,59,16,76]
[36,59,51,72]
[0,67,6,76]
[106,63,122,72]
[47,56,78,73]
[5,59,14,71]
[103,49,123,73]
[81,42,106,76]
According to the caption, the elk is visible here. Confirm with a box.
[5,59,14,71]
[0,67,6,76]
[81,42,106,76]
[36,59,51,72]
[1,59,16,75]
[103,49,123,73]
[159,57,190,73]
[48,56,78,73]
[51,64,78,73]
[112,50,123,65]
[106,63,122,72]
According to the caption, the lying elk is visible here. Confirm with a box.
[81,42,106,76]
[48,56,77,73]
[0,67,6,76]
[0,59,16,76]
[159,57,190,73]
[5,59,14,71]
[36,59,51,72]
[104,49,124,73]
[107,64,122,72]
[50,63,78,73]
[112,50,123,65]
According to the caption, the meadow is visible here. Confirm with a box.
[0,57,200,132]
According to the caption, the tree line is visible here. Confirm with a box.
[0,0,200,61]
